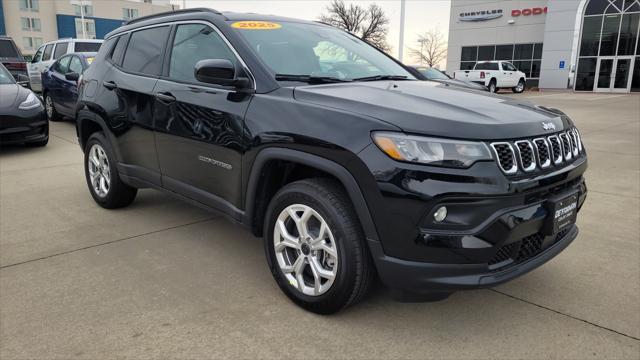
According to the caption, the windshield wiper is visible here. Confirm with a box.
[275,74,351,84]
[352,75,410,82]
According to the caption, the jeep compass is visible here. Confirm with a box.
[75,8,588,314]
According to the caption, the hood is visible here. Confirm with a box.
[0,84,21,109]
[293,81,568,140]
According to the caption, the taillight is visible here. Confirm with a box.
[480,71,485,79]
[15,62,27,70]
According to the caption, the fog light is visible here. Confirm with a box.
[433,206,447,222]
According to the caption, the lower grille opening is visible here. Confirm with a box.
[488,227,573,271]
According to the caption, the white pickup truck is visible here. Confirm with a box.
[453,61,526,93]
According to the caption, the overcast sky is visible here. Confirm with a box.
[180,0,452,66]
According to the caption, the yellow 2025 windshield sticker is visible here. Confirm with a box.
[231,21,281,30]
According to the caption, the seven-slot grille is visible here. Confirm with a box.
[490,128,583,176]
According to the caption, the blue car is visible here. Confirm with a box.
[42,52,95,121]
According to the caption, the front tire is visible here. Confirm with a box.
[84,132,137,209]
[44,93,62,121]
[512,79,525,93]
[264,178,375,314]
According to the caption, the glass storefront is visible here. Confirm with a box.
[461,43,543,88]
[576,0,640,91]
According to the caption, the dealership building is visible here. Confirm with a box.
[447,0,640,92]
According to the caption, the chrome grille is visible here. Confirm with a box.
[490,128,583,176]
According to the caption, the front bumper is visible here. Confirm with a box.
[0,110,48,145]
[357,141,588,293]
[370,224,578,292]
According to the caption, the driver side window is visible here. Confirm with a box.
[54,56,71,74]
[503,62,516,71]
[168,24,237,84]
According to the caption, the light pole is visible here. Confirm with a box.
[398,0,406,61]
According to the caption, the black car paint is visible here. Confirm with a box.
[0,68,48,145]
[75,10,587,294]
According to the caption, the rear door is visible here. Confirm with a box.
[99,25,170,185]
[153,22,252,212]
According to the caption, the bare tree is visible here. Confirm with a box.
[409,28,448,67]
[319,0,391,52]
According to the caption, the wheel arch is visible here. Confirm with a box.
[76,109,123,163]
[243,148,379,243]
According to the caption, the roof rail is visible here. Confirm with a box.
[124,7,221,26]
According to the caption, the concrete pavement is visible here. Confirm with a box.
[1,92,639,359]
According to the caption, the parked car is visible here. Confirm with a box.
[0,63,48,147]
[408,65,487,91]
[76,9,587,314]
[42,52,96,122]
[28,38,102,92]
[0,36,29,85]
[454,61,526,93]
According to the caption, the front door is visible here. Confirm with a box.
[153,22,252,214]
[595,56,635,92]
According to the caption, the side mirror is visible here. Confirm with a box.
[65,72,80,82]
[15,74,30,88]
[194,59,250,88]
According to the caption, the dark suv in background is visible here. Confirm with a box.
[75,8,588,314]
[0,37,29,85]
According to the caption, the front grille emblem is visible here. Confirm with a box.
[542,122,556,131]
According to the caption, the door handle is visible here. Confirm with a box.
[103,81,117,90]
[155,92,176,104]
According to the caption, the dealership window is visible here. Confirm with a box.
[576,0,640,91]
[459,43,544,86]
[19,0,38,12]
[20,17,41,32]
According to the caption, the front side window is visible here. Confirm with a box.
[417,67,449,80]
[233,21,414,81]
[32,46,44,62]
[0,65,15,84]
[69,56,83,74]
[54,56,71,74]
[121,26,170,75]
[169,24,237,83]
[502,62,517,71]
[53,42,69,59]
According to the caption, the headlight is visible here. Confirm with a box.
[18,92,41,110]
[372,132,492,168]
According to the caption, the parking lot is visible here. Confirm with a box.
[0,92,638,359]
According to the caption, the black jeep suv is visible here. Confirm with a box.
[75,8,587,314]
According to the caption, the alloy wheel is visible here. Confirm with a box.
[45,96,53,118]
[516,81,524,93]
[273,204,338,296]
[87,144,111,198]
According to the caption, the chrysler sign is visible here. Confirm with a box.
[459,9,503,22]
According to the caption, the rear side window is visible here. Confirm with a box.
[75,42,101,52]
[475,62,499,71]
[110,35,128,65]
[43,44,54,60]
[53,42,69,59]
[0,39,20,58]
[121,26,170,76]
[168,24,237,83]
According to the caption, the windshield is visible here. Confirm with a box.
[231,20,415,82]
[0,64,15,84]
[416,67,450,80]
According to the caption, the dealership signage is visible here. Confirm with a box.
[459,9,503,22]
[512,7,548,16]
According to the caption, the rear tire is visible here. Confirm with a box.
[84,132,137,209]
[264,178,375,314]
[44,93,62,121]
[488,80,497,93]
